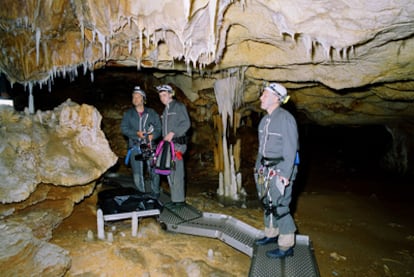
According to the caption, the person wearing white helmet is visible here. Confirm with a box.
[121,86,162,197]
[156,84,191,207]
[254,82,299,259]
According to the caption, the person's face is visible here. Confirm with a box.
[260,89,279,111]
[132,93,144,106]
[158,91,172,106]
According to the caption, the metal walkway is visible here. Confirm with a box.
[102,173,320,277]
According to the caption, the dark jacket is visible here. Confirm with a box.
[121,107,162,148]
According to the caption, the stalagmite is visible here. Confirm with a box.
[28,82,34,114]
[214,75,245,200]
[97,209,105,240]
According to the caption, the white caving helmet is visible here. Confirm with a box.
[133,86,146,100]
[264,83,290,104]
[156,84,175,96]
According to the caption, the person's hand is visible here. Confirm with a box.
[137,131,145,139]
[279,176,290,186]
[164,132,175,142]
[148,134,153,141]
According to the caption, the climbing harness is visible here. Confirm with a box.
[256,162,286,219]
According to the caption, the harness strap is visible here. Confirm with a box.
[124,145,141,165]
[172,135,187,144]
[263,204,289,220]
[261,156,283,167]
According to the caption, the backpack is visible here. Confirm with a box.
[153,140,175,175]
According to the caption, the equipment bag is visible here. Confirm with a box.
[154,140,175,175]
[97,188,163,214]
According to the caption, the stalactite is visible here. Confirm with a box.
[233,111,241,135]
[82,62,87,75]
[128,40,132,54]
[106,41,110,58]
[35,28,41,66]
[183,0,191,19]
[144,28,150,49]
[139,27,143,58]
[302,34,313,59]
[208,0,218,59]
[97,31,106,59]
[80,21,84,42]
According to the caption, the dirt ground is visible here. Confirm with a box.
[51,126,414,277]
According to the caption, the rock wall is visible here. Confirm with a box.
[0,100,117,203]
[0,101,117,276]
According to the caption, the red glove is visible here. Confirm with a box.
[175,151,183,160]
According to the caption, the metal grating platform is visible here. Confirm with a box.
[160,203,320,276]
[160,209,262,256]
[102,173,320,276]
[249,235,320,277]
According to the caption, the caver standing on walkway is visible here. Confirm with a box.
[254,83,299,259]
[156,84,191,207]
[121,86,162,197]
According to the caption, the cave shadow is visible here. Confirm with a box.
[289,123,397,217]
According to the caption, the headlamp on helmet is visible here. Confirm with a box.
[132,86,146,100]
[265,83,290,104]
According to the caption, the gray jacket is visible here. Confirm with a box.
[121,107,162,148]
[256,107,298,179]
[161,100,191,143]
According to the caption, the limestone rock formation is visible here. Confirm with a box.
[0,1,412,92]
[0,100,117,204]
[0,101,116,276]
[0,220,71,276]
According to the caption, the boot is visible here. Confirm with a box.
[266,247,294,259]
[255,236,278,246]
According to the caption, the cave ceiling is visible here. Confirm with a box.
[0,0,413,125]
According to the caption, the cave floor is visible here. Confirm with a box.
[51,141,414,277]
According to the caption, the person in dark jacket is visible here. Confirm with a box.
[156,84,191,207]
[121,86,162,197]
[254,83,299,259]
